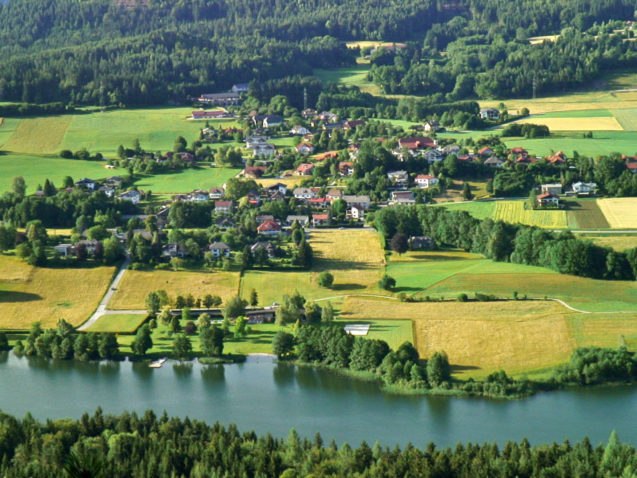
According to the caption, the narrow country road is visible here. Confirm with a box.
[78,256,132,331]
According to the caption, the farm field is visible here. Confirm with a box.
[580,235,637,251]
[240,229,386,305]
[3,116,73,153]
[0,118,20,147]
[514,115,623,131]
[0,255,115,329]
[502,131,637,157]
[109,270,240,310]
[132,166,239,193]
[84,314,147,333]
[336,318,413,350]
[436,201,496,220]
[0,153,114,193]
[608,108,637,131]
[493,201,568,228]
[256,177,304,188]
[313,63,381,96]
[340,297,637,378]
[597,198,637,228]
[565,199,610,229]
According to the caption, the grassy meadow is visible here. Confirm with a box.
[109,269,241,310]
[493,201,568,228]
[580,234,637,251]
[0,255,115,329]
[132,166,239,193]
[84,313,147,333]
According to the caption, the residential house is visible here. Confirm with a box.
[293,187,316,200]
[290,125,311,135]
[387,170,409,188]
[338,161,354,176]
[246,135,269,148]
[627,162,637,174]
[301,108,318,119]
[118,190,141,204]
[103,176,124,188]
[198,92,241,106]
[326,189,343,201]
[478,146,493,156]
[209,187,225,199]
[255,214,275,224]
[414,174,439,189]
[318,111,338,122]
[479,108,500,120]
[247,190,261,206]
[390,191,416,204]
[424,120,442,133]
[409,236,435,250]
[441,144,461,156]
[548,151,566,165]
[162,243,187,258]
[286,215,310,227]
[264,183,287,196]
[215,217,235,229]
[296,142,315,155]
[315,151,339,161]
[188,190,210,202]
[179,152,194,163]
[322,122,344,133]
[484,156,504,168]
[257,220,282,236]
[424,149,444,163]
[312,213,330,227]
[572,182,598,196]
[510,147,528,157]
[536,192,559,207]
[76,240,99,256]
[263,115,284,128]
[54,244,74,257]
[398,136,436,151]
[251,241,277,258]
[191,110,229,120]
[343,195,371,209]
[208,242,231,257]
[516,155,537,164]
[309,197,330,209]
[75,178,97,190]
[98,186,115,198]
[231,83,250,94]
[296,163,314,176]
[243,166,267,179]
[541,184,562,196]
[251,143,276,157]
[214,200,234,215]
[347,205,365,221]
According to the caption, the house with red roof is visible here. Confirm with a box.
[547,151,566,164]
[296,142,315,155]
[296,163,315,175]
[312,213,330,227]
[398,137,436,150]
[510,147,528,156]
[338,161,354,176]
[536,192,559,207]
[414,174,439,189]
[478,146,493,156]
[314,151,339,161]
[243,166,267,178]
[627,162,637,174]
[256,220,282,236]
[344,120,366,130]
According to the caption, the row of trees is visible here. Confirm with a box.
[374,205,637,280]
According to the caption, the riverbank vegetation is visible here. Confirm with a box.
[0,409,634,477]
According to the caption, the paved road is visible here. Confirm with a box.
[78,256,132,331]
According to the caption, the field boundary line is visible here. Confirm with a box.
[541,297,635,315]
[314,294,398,302]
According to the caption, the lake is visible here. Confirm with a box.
[1,352,636,447]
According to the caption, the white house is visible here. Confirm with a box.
[390,191,416,204]
[342,195,371,209]
[479,108,500,120]
[293,187,316,200]
[118,190,141,204]
[424,149,444,163]
[209,242,231,257]
[572,182,597,195]
[387,170,409,188]
[414,174,439,189]
[290,125,311,135]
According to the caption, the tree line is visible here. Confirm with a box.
[374,205,637,280]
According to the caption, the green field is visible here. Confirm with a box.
[85,314,147,333]
[313,63,380,95]
[133,166,239,193]
[0,118,20,147]
[436,201,496,219]
[565,199,610,229]
[539,109,615,118]
[494,201,568,228]
[0,153,115,195]
[3,116,73,153]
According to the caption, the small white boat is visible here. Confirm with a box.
[149,358,167,368]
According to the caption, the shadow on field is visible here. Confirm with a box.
[331,283,366,291]
[451,364,480,373]
[0,291,41,302]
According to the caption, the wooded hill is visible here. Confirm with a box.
[0,0,635,105]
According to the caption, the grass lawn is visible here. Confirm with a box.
[565,199,610,229]
[110,270,241,310]
[3,116,73,153]
[493,201,568,228]
[313,63,380,96]
[436,201,496,220]
[610,108,637,131]
[579,234,637,251]
[597,198,637,228]
[0,255,115,329]
[61,107,239,156]
[132,166,240,193]
[0,153,115,193]
[336,318,413,350]
[502,131,637,157]
[0,118,20,147]
[84,314,147,333]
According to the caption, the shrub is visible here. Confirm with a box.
[317,271,334,288]
[457,293,468,302]
[379,275,396,290]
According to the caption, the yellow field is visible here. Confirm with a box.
[3,116,72,153]
[581,235,637,251]
[340,297,637,378]
[109,270,240,309]
[597,198,637,228]
[345,41,402,49]
[256,177,303,188]
[311,229,385,266]
[0,255,115,329]
[528,35,559,45]
[494,201,568,228]
[515,116,624,131]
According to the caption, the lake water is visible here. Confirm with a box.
[1,352,636,447]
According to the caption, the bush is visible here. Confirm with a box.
[378,275,396,290]
[457,293,468,302]
[317,271,334,288]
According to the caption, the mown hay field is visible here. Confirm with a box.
[565,199,610,229]
[336,318,413,350]
[609,108,637,131]
[0,118,20,147]
[313,63,381,96]
[502,131,637,157]
[515,116,624,131]
[569,313,637,350]
[85,314,147,333]
[438,201,496,220]
[256,177,303,188]
[597,198,637,229]
[0,255,115,329]
[131,166,240,193]
[581,235,637,251]
[110,270,240,310]
[494,201,568,228]
[3,116,72,153]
